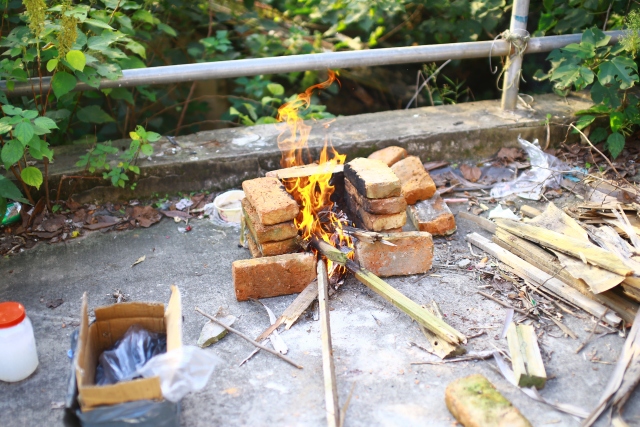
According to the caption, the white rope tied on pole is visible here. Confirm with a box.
[490,28,530,91]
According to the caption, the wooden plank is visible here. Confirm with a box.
[466,232,622,326]
[317,260,340,427]
[492,228,638,325]
[494,219,635,277]
[456,211,496,233]
[421,302,466,359]
[266,163,344,180]
[506,323,547,389]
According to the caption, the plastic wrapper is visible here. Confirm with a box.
[490,136,567,200]
[135,345,222,402]
[95,325,167,386]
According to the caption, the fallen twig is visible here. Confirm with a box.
[411,350,494,365]
[576,309,609,354]
[195,307,303,369]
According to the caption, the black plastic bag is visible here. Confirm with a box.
[95,325,166,386]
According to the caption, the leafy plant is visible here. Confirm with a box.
[536,23,640,159]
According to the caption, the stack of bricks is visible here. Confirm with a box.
[367,146,456,236]
[343,157,407,232]
[232,177,316,301]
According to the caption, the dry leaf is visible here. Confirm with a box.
[460,164,482,183]
[131,255,146,267]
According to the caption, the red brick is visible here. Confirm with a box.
[407,193,456,236]
[242,177,299,225]
[232,253,317,301]
[346,192,406,231]
[391,156,436,204]
[245,231,262,258]
[368,146,407,166]
[242,198,298,243]
[345,178,406,215]
[344,158,401,199]
[355,231,433,277]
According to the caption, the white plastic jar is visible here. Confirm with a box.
[0,302,39,382]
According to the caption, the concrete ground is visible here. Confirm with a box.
[1,201,638,427]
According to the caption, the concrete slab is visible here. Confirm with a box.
[1,199,638,426]
[43,93,590,202]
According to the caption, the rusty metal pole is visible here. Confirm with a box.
[500,0,531,110]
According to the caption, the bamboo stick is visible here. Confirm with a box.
[311,238,467,346]
[318,260,340,427]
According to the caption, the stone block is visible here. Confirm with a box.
[367,146,407,166]
[346,192,406,232]
[242,198,298,243]
[345,178,406,215]
[445,374,532,427]
[343,158,401,199]
[232,253,316,301]
[407,193,456,236]
[242,177,299,225]
[391,156,436,204]
[355,231,433,277]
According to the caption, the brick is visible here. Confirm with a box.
[391,156,436,205]
[407,193,456,236]
[343,158,401,199]
[245,231,262,258]
[232,253,317,301]
[258,236,301,256]
[355,231,433,277]
[345,178,406,215]
[242,198,298,243]
[367,146,407,166]
[346,192,406,232]
[242,177,299,225]
[445,374,532,427]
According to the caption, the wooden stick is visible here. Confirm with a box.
[477,291,531,316]
[318,260,340,427]
[195,307,303,369]
[506,323,547,389]
[457,211,496,233]
[411,350,494,365]
[466,233,622,326]
[255,279,318,343]
[494,219,634,277]
[312,238,466,346]
[576,309,609,354]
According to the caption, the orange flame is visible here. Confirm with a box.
[276,71,353,271]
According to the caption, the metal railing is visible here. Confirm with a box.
[0,2,624,111]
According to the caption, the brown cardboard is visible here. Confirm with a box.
[75,285,182,412]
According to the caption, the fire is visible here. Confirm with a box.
[276,71,353,272]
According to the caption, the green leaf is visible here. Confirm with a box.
[84,18,114,30]
[21,167,43,189]
[157,23,177,37]
[66,50,86,71]
[562,42,595,59]
[14,122,34,145]
[598,56,639,90]
[140,144,153,156]
[591,81,622,109]
[107,87,134,104]
[267,83,285,96]
[0,121,11,134]
[34,117,58,130]
[0,175,28,203]
[590,127,608,144]
[145,131,161,142]
[610,112,625,133]
[132,9,155,24]
[2,105,20,116]
[243,103,258,121]
[21,110,38,120]
[256,116,279,124]
[77,105,114,124]
[575,115,595,131]
[125,41,146,59]
[1,139,24,168]
[76,67,102,88]
[46,58,59,72]
[606,132,625,159]
[582,28,610,48]
[51,71,77,98]
[229,107,240,116]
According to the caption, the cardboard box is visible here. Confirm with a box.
[74,286,182,412]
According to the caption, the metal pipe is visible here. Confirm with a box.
[1,31,623,97]
[501,0,531,110]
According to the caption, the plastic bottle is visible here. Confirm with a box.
[0,302,39,382]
